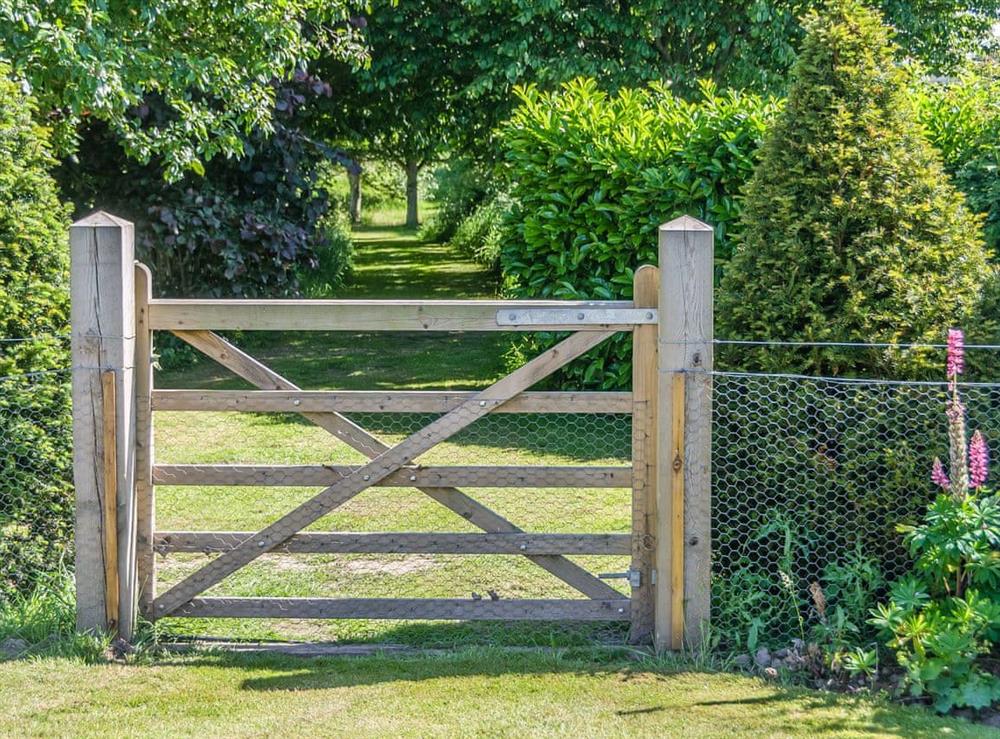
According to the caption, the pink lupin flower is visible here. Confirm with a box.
[947,329,965,378]
[931,457,951,490]
[969,430,988,489]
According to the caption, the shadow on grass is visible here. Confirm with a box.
[136,645,963,738]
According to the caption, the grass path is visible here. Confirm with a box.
[158,224,508,392]
[153,223,631,645]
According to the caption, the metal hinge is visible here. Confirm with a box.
[598,568,642,588]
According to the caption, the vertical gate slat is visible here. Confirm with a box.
[630,266,658,643]
[134,264,156,618]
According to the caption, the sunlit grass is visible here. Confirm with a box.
[0,650,984,738]
[152,222,629,645]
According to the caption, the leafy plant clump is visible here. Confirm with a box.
[57,72,354,299]
[871,330,1000,713]
[718,0,994,378]
[0,64,74,602]
[916,62,1000,258]
[501,77,778,388]
[450,192,513,275]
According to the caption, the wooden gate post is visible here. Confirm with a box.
[656,215,713,650]
[70,212,138,638]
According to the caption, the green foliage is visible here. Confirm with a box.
[718,0,992,377]
[0,65,73,602]
[359,160,408,209]
[915,63,1000,256]
[298,207,355,297]
[500,77,777,388]
[871,492,1000,712]
[457,1,998,105]
[0,0,365,178]
[58,74,353,298]
[420,158,493,243]
[449,193,512,274]
[0,569,108,661]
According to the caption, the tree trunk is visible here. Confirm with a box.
[348,169,362,225]
[405,159,420,228]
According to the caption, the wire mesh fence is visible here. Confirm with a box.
[2,330,996,652]
[711,370,998,651]
[0,362,73,603]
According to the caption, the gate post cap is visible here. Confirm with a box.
[659,215,712,232]
[71,211,133,228]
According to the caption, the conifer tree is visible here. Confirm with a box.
[718,0,992,376]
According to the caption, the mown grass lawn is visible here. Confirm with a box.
[152,223,631,644]
[0,649,990,738]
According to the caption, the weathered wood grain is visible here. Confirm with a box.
[164,330,624,605]
[152,389,632,414]
[154,531,631,555]
[151,464,631,488]
[152,330,618,617]
[173,597,631,621]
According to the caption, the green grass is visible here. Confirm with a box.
[0,649,990,738]
[153,218,630,644]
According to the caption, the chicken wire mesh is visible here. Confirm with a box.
[711,370,1000,651]
[151,386,635,645]
[0,364,73,602]
[4,329,996,652]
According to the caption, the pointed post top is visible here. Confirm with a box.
[659,215,712,232]
[71,211,133,229]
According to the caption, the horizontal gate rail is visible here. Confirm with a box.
[148,299,656,332]
[152,464,631,488]
[151,329,621,617]
[152,389,633,414]
[157,329,625,607]
[173,597,630,621]
[154,531,631,555]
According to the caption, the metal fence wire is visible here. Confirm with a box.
[0,366,74,602]
[711,370,997,650]
[2,346,997,651]
[151,404,635,643]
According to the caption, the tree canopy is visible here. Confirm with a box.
[0,0,366,177]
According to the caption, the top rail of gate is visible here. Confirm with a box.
[145,299,658,332]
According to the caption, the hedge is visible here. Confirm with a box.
[500,78,779,388]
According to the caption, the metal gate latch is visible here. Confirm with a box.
[598,569,641,588]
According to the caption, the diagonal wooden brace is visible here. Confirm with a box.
[152,329,620,617]
[158,330,624,604]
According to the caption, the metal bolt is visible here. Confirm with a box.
[293,399,301,406]
[258,541,266,548]
[646,311,654,320]
[689,536,699,546]
[479,400,486,407]
[409,475,417,481]
[577,312,585,320]
[363,474,371,481]
[519,543,527,550]
[617,607,625,614]
[508,313,517,321]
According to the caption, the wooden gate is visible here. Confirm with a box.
[69,213,713,651]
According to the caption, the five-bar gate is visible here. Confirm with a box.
[69,212,714,651]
